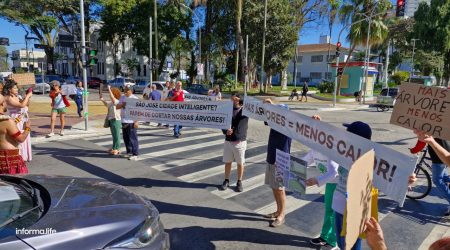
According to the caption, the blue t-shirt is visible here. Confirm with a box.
[266,129,292,164]
[150,90,162,101]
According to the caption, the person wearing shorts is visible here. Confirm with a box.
[220,93,249,192]
[48,80,67,137]
[262,99,292,228]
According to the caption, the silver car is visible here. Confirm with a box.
[0,174,169,250]
[109,77,136,91]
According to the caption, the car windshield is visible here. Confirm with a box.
[125,79,135,83]
[0,179,42,239]
[46,75,61,82]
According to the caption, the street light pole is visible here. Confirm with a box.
[260,0,268,93]
[149,17,153,86]
[409,38,419,83]
[154,0,158,80]
[80,0,89,131]
[361,17,372,105]
[245,34,248,96]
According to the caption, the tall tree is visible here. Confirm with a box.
[0,45,8,71]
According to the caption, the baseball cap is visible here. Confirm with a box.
[343,121,372,140]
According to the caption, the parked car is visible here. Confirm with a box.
[132,80,148,94]
[63,76,81,85]
[32,75,63,94]
[142,81,166,99]
[0,174,169,249]
[87,77,103,89]
[376,87,399,107]
[109,77,136,91]
[185,84,209,95]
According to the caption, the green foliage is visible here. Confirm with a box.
[122,58,139,76]
[391,71,409,85]
[318,80,334,93]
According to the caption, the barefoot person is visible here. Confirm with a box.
[0,94,31,174]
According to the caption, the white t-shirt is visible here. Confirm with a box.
[53,93,66,109]
[332,165,349,215]
[119,94,138,124]
[302,150,338,186]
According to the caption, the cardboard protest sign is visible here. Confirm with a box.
[275,149,320,196]
[124,98,233,129]
[184,93,217,101]
[243,96,416,206]
[391,84,450,140]
[345,150,375,250]
[10,73,35,86]
[61,84,77,96]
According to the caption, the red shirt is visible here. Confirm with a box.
[171,89,184,102]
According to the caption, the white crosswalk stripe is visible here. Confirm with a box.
[85,126,405,231]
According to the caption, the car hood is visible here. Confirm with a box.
[14,175,153,248]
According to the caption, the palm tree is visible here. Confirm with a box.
[336,0,391,95]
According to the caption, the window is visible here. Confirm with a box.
[122,42,125,53]
[310,72,322,79]
[295,72,301,81]
[97,63,101,74]
[325,72,332,79]
[327,55,336,62]
[102,62,105,75]
[295,56,302,63]
[143,65,147,76]
[137,65,141,76]
[311,55,323,63]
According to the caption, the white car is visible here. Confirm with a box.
[109,77,136,91]
[142,81,166,99]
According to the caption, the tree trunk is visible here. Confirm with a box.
[235,0,245,83]
[44,47,56,75]
[281,70,288,90]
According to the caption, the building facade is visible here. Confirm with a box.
[405,0,430,18]
[282,42,351,86]
[11,49,46,72]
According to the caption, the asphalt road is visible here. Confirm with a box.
[28,102,450,250]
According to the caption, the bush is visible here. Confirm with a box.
[391,71,410,85]
[318,81,334,93]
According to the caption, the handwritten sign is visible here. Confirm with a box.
[391,84,450,140]
[123,98,233,129]
[10,73,35,87]
[244,96,416,206]
[346,150,375,250]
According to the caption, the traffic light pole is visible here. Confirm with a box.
[80,0,88,131]
[149,17,153,87]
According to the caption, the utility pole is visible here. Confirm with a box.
[361,17,372,105]
[409,38,419,83]
[80,0,89,131]
[245,34,248,96]
[384,39,390,88]
[24,33,29,72]
[154,0,158,80]
[149,17,153,85]
[260,0,268,93]
[293,45,298,88]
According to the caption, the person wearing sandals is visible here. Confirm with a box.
[100,86,122,155]
[262,98,291,227]
[47,80,67,137]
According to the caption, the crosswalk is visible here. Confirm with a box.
[84,125,448,245]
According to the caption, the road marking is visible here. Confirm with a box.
[152,150,223,171]
[177,145,267,182]
[254,185,324,216]
[210,173,266,199]
[137,140,225,160]
[95,132,217,147]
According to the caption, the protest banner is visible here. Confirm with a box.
[390,83,450,140]
[123,98,233,129]
[275,149,321,196]
[184,93,217,102]
[345,150,375,250]
[243,96,416,206]
[61,84,77,96]
[10,73,35,87]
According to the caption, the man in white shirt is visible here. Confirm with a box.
[116,85,139,160]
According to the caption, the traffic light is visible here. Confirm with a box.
[336,42,341,57]
[396,0,405,17]
[88,49,98,65]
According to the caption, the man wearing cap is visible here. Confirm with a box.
[332,121,376,250]
[116,85,139,160]
[262,98,292,228]
[220,93,249,192]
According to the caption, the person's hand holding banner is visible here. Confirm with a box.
[364,217,387,250]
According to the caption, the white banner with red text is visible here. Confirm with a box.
[123,98,233,129]
[243,96,416,206]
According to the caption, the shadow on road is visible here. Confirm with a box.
[168,226,314,250]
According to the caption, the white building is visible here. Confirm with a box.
[11,49,46,71]
[405,0,430,18]
[282,39,351,86]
